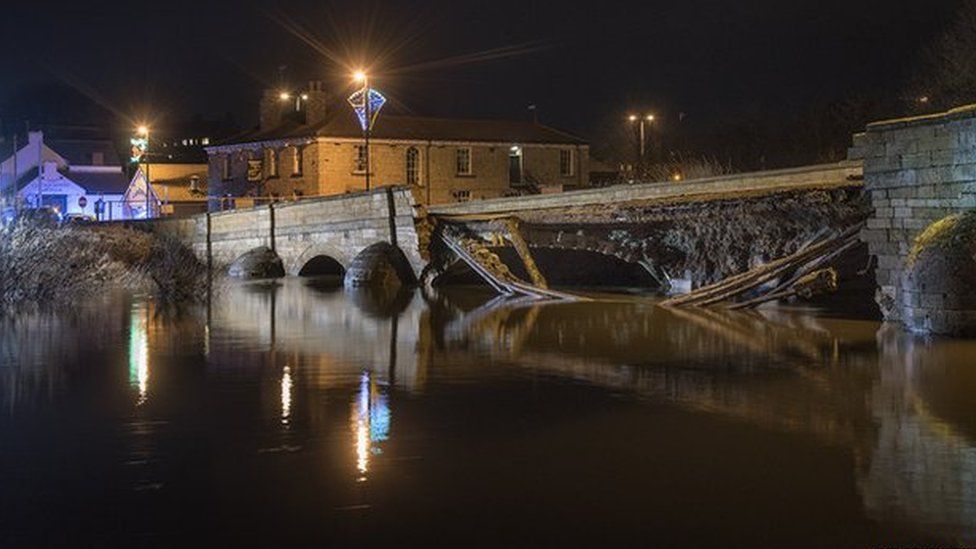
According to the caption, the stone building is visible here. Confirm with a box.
[205,82,589,208]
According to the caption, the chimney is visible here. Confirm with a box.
[303,80,330,126]
[259,89,287,130]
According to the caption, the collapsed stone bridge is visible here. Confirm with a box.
[426,162,869,293]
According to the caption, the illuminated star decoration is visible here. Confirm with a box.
[130,137,148,163]
[347,87,387,131]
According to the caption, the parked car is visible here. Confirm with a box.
[62,213,97,226]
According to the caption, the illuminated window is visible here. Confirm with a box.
[560,149,574,176]
[201,137,210,145]
[266,148,278,177]
[354,145,367,173]
[406,147,420,185]
[292,146,303,176]
[456,147,472,175]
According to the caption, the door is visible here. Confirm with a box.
[42,194,68,215]
[509,148,522,184]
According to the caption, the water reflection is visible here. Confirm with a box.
[1,280,975,545]
[352,371,391,480]
[280,365,292,425]
[128,302,150,405]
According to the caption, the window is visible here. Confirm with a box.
[453,189,471,202]
[292,146,303,176]
[266,148,278,177]
[560,149,575,177]
[354,145,368,173]
[221,155,231,180]
[456,147,472,175]
[406,147,420,185]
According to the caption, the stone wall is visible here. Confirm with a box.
[137,187,425,279]
[849,105,976,320]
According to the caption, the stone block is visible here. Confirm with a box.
[888,187,917,199]
[900,152,932,169]
[859,228,888,243]
[893,207,913,218]
[916,185,936,198]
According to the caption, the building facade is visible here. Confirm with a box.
[123,163,208,219]
[206,82,589,208]
[0,131,128,219]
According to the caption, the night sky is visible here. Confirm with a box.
[0,0,962,140]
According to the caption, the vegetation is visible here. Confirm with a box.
[907,210,976,267]
[908,0,976,112]
[0,221,207,307]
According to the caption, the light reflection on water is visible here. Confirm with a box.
[0,279,975,546]
[128,302,150,406]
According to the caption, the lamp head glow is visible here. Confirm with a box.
[646,114,655,121]
[353,70,368,84]
[628,114,638,122]
[279,91,291,101]
[300,93,309,100]
[137,125,149,136]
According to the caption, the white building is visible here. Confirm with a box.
[0,131,129,220]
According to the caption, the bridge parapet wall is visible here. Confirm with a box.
[272,188,423,275]
[430,161,862,216]
[850,105,976,317]
[130,187,424,278]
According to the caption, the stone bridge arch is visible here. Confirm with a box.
[287,244,353,277]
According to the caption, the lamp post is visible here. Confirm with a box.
[137,125,150,218]
[628,113,655,177]
[353,71,371,191]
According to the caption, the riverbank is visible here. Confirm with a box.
[0,222,207,307]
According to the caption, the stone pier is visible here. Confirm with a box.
[850,105,976,334]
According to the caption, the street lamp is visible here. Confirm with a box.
[136,125,151,218]
[348,70,387,192]
[628,113,655,177]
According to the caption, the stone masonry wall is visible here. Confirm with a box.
[139,187,425,278]
[849,104,976,319]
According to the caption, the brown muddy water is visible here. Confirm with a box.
[1,278,975,547]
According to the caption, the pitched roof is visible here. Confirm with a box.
[46,138,122,167]
[216,107,587,147]
[152,170,208,202]
[64,170,129,194]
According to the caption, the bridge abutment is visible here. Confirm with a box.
[851,105,976,334]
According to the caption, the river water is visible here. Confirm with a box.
[1,278,975,546]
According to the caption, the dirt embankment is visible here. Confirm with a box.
[0,222,207,307]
